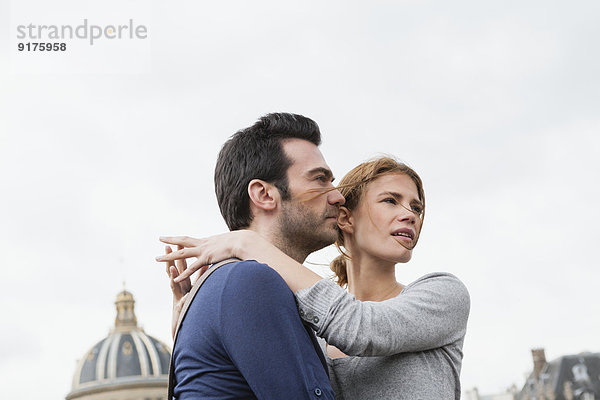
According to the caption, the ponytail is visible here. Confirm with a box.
[330,253,349,288]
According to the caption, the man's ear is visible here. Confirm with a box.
[337,206,354,234]
[248,179,279,212]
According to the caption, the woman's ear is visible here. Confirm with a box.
[337,206,354,234]
[248,179,278,212]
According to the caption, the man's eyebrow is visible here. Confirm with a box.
[307,167,335,181]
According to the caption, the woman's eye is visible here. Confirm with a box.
[411,205,423,214]
[316,175,327,182]
[384,198,397,204]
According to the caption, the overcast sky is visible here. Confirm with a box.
[1,0,599,399]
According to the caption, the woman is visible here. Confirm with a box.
[162,156,470,399]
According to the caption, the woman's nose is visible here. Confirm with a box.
[397,205,416,224]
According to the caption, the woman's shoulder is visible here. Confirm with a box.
[401,272,470,310]
[405,271,467,290]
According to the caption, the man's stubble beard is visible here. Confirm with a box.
[275,199,338,263]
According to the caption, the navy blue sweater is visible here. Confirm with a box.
[173,260,334,400]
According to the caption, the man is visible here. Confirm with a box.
[158,113,344,399]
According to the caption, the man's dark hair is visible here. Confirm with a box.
[215,113,322,231]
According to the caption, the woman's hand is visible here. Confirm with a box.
[165,245,192,297]
[157,229,322,294]
[157,230,256,284]
[163,245,207,339]
[171,291,188,340]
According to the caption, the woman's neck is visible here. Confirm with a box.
[345,251,404,302]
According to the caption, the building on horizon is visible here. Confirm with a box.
[466,348,600,400]
[66,289,171,400]
[464,385,518,400]
[517,348,600,400]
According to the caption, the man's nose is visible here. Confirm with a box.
[328,188,345,206]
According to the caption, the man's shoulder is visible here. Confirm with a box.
[221,259,270,270]
[192,259,294,321]
[185,260,284,315]
[210,259,286,289]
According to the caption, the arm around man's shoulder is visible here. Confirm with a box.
[294,272,470,357]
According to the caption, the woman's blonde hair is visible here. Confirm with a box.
[330,156,425,287]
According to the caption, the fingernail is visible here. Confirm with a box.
[156,256,163,261]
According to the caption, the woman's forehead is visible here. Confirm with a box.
[367,173,419,197]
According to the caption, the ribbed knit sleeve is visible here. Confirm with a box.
[294,272,470,357]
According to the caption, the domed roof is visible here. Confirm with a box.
[67,290,170,399]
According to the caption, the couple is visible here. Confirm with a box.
[156,113,470,399]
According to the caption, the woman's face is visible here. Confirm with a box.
[344,173,423,264]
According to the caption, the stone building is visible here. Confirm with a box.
[464,385,518,400]
[66,290,171,400]
[517,348,600,400]
[465,348,600,400]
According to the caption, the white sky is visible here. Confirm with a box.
[1,0,599,399]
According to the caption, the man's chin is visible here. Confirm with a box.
[320,227,339,246]
[304,229,336,251]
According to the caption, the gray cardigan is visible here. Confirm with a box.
[295,272,470,400]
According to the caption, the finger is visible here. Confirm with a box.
[190,265,209,287]
[156,247,195,262]
[169,265,179,279]
[169,266,183,297]
[189,258,210,275]
[164,246,175,276]
[174,257,211,284]
[175,245,188,275]
[159,236,200,247]
[173,259,204,283]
